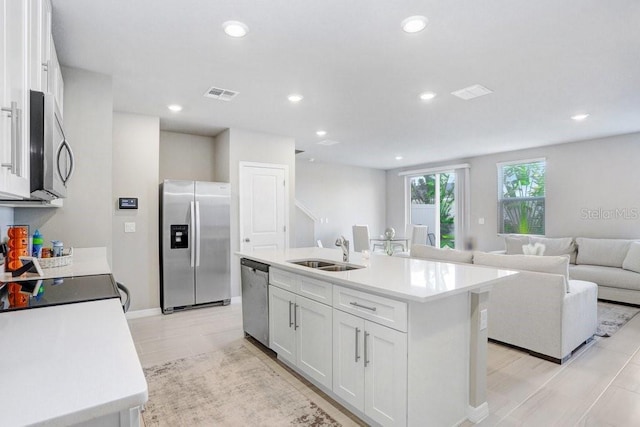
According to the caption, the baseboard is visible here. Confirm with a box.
[467,402,489,423]
[125,307,162,319]
[126,297,240,319]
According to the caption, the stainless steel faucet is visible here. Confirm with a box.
[335,236,349,262]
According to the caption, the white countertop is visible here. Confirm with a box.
[0,298,148,426]
[1,247,111,282]
[237,247,517,303]
[0,247,148,425]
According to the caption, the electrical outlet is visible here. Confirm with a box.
[480,309,488,330]
[478,217,485,225]
[124,222,136,233]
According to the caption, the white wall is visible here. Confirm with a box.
[15,67,114,261]
[112,113,160,311]
[159,131,215,182]
[214,130,230,183]
[228,128,295,297]
[386,132,640,252]
[0,206,15,243]
[296,160,387,248]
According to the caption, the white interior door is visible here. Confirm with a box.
[240,162,288,252]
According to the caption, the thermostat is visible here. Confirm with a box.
[118,197,138,210]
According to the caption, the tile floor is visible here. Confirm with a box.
[128,302,640,426]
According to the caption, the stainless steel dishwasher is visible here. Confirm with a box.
[240,258,270,347]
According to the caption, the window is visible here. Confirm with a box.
[497,159,545,235]
[409,171,456,248]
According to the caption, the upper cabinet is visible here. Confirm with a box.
[0,0,31,199]
[29,0,62,117]
[1,0,64,200]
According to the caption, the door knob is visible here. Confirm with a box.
[244,238,250,242]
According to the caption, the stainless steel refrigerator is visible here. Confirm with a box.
[160,180,231,314]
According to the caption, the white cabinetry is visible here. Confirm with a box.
[28,0,62,118]
[333,297,407,426]
[269,276,332,389]
[0,0,30,199]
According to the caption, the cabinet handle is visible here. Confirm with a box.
[1,102,20,175]
[288,301,293,327]
[294,303,299,330]
[364,331,370,367]
[355,327,361,362]
[350,301,377,312]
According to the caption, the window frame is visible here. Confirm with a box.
[496,157,546,236]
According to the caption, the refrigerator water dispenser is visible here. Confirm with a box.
[170,225,189,249]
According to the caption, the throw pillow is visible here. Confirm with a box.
[410,244,473,263]
[622,242,640,274]
[504,235,530,254]
[522,242,545,256]
[530,236,577,264]
[576,238,633,268]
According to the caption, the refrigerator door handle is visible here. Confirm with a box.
[190,201,196,267]
[195,201,201,267]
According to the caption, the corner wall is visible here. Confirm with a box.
[112,112,160,311]
[159,131,216,182]
[15,67,114,261]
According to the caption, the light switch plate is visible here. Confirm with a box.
[480,309,488,330]
[478,217,485,225]
[124,222,136,233]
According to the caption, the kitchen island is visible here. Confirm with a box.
[0,247,147,426]
[237,247,517,426]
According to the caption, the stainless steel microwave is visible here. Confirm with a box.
[29,90,74,200]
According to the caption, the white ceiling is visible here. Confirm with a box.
[52,0,640,170]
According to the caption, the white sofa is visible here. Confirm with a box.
[410,245,598,363]
[504,236,640,305]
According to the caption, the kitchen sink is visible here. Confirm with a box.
[288,259,364,272]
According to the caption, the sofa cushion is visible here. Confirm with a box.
[473,251,570,292]
[570,264,640,292]
[504,235,530,254]
[622,242,640,274]
[410,244,473,263]
[530,236,577,264]
[575,238,633,268]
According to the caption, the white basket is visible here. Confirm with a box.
[38,247,73,269]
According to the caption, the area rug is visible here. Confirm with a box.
[596,301,640,337]
[142,341,341,426]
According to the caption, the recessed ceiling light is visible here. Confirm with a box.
[222,21,249,38]
[288,94,303,103]
[395,156,403,160]
[316,130,327,137]
[419,92,436,101]
[571,113,590,121]
[168,104,182,112]
[401,15,428,33]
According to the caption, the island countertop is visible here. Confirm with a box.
[236,247,517,303]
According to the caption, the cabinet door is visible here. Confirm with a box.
[268,285,296,365]
[0,0,30,199]
[49,39,63,118]
[364,321,407,426]
[333,309,365,411]
[296,295,332,389]
[28,0,52,91]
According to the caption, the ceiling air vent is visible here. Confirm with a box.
[204,86,239,101]
[317,139,341,146]
[451,84,493,100]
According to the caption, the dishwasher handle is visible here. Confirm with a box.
[240,258,270,273]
